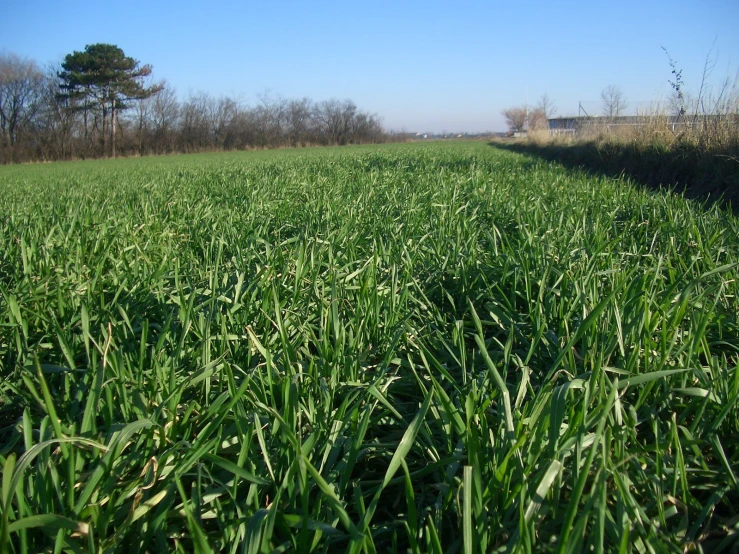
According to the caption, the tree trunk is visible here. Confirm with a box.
[111,99,116,158]
[100,104,107,157]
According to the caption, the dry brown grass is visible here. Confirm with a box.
[501,100,739,209]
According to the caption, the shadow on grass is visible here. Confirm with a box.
[491,140,739,212]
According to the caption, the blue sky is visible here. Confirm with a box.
[3,0,738,132]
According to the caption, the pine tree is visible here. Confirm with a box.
[59,44,162,157]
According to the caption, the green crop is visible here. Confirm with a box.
[0,142,737,552]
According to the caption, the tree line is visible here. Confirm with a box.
[0,44,389,164]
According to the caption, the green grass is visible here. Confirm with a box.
[1,141,738,552]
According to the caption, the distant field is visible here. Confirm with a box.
[1,142,738,552]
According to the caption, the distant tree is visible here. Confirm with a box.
[601,84,628,117]
[36,63,78,160]
[208,95,240,148]
[315,99,358,145]
[528,108,547,130]
[179,92,212,151]
[146,84,179,152]
[537,93,557,119]
[0,53,44,149]
[58,44,162,157]
[502,107,527,133]
[350,111,384,144]
[255,91,288,147]
[286,97,314,146]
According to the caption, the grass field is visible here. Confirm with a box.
[1,141,738,553]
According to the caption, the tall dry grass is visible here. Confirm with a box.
[520,75,739,207]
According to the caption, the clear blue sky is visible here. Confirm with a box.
[3,0,738,132]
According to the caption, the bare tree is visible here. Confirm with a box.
[601,85,628,117]
[0,53,44,150]
[502,107,527,133]
[148,83,179,153]
[35,64,77,160]
[286,97,314,146]
[179,92,212,151]
[350,111,384,144]
[208,95,240,148]
[528,108,548,130]
[133,87,152,154]
[537,93,557,119]
[256,92,290,147]
[314,99,358,145]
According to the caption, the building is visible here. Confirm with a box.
[547,114,737,137]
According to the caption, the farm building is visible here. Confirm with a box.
[547,114,738,137]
